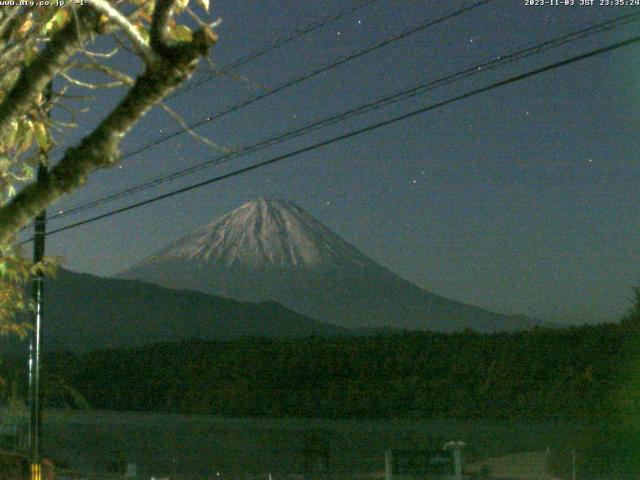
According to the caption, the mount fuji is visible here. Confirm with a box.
[117,198,540,332]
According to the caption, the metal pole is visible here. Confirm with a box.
[28,163,46,480]
[29,82,51,480]
[384,449,393,480]
[453,448,462,480]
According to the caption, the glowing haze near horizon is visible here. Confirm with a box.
[36,1,640,325]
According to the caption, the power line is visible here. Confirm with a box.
[47,0,380,159]
[22,34,640,244]
[165,0,381,101]
[50,10,640,221]
[46,0,496,218]
[96,0,496,164]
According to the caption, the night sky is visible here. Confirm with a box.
[33,0,640,324]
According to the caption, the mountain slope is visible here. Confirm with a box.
[2,268,348,353]
[149,197,372,270]
[118,199,539,332]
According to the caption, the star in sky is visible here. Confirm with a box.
[52,0,637,325]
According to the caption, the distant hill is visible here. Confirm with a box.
[118,198,541,333]
[2,268,348,353]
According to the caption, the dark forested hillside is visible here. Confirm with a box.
[0,269,350,354]
[6,322,638,420]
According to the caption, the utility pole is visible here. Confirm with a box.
[28,82,51,480]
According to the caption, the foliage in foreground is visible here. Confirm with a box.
[0,1,217,337]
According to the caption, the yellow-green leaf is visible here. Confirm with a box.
[134,22,150,43]
[17,120,34,153]
[24,44,38,67]
[34,121,49,150]
[43,9,69,34]
[17,18,33,37]
[174,0,190,13]
[175,25,193,42]
[3,121,18,148]
[53,9,69,29]
[21,165,34,181]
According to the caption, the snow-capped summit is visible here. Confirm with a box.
[146,198,371,270]
[118,199,540,333]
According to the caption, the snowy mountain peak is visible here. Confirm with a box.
[118,198,539,333]
[142,198,372,270]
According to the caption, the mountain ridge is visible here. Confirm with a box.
[118,198,541,333]
[0,268,349,353]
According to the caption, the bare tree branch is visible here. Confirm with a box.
[158,101,232,153]
[0,7,25,41]
[0,2,218,243]
[150,0,176,55]
[72,61,135,86]
[88,0,158,64]
[82,47,119,58]
[0,9,100,134]
[59,70,126,90]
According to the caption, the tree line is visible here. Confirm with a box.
[2,321,638,421]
